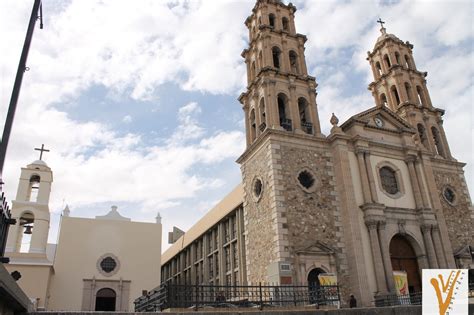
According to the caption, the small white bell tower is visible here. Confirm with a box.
[5,145,53,255]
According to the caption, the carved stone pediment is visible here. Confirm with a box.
[296,241,336,255]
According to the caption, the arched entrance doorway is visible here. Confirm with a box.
[95,288,116,311]
[307,268,325,304]
[389,235,421,293]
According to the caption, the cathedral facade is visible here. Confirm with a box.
[161,0,473,307]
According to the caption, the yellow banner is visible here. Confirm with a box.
[393,271,409,295]
[318,273,337,286]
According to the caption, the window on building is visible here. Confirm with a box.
[380,93,388,107]
[431,127,446,158]
[100,256,117,273]
[225,220,230,243]
[298,170,315,190]
[416,86,425,106]
[417,124,429,148]
[443,187,456,204]
[225,246,231,271]
[391,85,401,105]
[384,54,391,69]
[272,47,281,69]
[282,17,289,31]
[259,98,266,131]
[405,55,412,69]
[380,166,399,195]
[250,109,256,141]
[258,51,263,69]
[27,175,40,202]
[375,62,382,77]
[269,14,275,27]
[208,232,213,252]
[405,82,412,102]
[251,61,256,80]
[395,52,401,65]
[277,93,292,131]
[209,257,214,278]
[232,218,237,240]
[233,243,239,267]
[289,50,299,74]
[298,97,312,134]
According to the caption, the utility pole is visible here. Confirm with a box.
[0,0,44,188]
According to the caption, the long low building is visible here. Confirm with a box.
[161,185,247,286]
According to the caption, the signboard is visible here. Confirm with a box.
[318,273,337,286]
[393,271,409,296]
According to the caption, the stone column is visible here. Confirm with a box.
[364,152,379,203]
[414,160,430,208]
[307,87,321,134]
[253,95,261,137]
[421,224,438,268]
[432,225,447,268]
[356,149,372,204]
[243,105,250,146]
[288,84,301,131]
[378,222,396,293]
[405,157,423,209]
[5,220,19,252]
[267,80,279,128]
[366,220,387,293]
[437,120,453,159]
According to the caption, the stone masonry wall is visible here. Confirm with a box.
[275,139,350,296]
[241,140,279,284]
[432,167,474,253]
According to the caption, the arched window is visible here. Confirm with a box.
[395,52,401,65]
[391,85,401,106]
[404,82,412,102]
[272,47,281,69]
[277,93,292,131]
[375,62,382,77]
[250,109,256,141]
[259,98,266,131]
[383,54,391,69]
[251,61,256,80]
[258,51,263,69]
[404,55,412,69]
[417,124,429,148]
[269,14,275,27]
[19,212,34,253]
[27,175,40,202]
[380,93,388,107]
[289,50,299,74]
[282,17,289,31]
[380,166,399,195]
[431,127,446,158]
[416,86,425,106]
[298,97,312,134]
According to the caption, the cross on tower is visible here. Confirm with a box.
[377,18,385,28]
[34,144,50,160]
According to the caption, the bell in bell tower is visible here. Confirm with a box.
[5,145,53,255]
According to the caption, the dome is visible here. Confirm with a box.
[29,160,48,167]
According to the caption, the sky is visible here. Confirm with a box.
[0,0,472,252]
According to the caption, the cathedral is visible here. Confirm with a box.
[160,0,473,307]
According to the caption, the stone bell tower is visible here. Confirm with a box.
[237,0,349,288]
[6,147,53,255]
[366,21,473,269]
[367,21,452,160]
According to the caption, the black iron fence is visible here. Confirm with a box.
[374,291,422,307]
[0,191,14,263]
[135,283,340,312]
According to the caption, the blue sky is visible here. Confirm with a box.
[1,0,472,251]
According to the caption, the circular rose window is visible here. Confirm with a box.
[97,253,120,276]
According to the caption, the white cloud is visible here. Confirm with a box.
[122,115,132,123]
